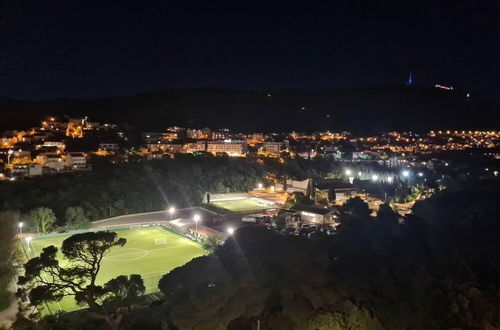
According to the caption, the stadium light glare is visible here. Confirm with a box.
[345,169,352,176]
[418,172,424,177]
[168,207,175,220]
[193,214,201,241]
[227,227,235,235]
[402,170,410,177]
[372,174,379,181]
[257,183,263,189]
[18,222,23,228]
[25,236,32,243]
[387,176,393,183]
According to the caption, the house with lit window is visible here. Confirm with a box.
[36,153,65,171]
[66,152,91,171]
[12,164,43,177]
[313,179,360,200]
[259,140,289,156]
[189,140,248,156]
[98,143,119,152]
[291,205,340,225]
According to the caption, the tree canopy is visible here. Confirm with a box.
[155,181,500,330]
[28,207,57,234]
[0,211,21,312]
[17,231,144,330]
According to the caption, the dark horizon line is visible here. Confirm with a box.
[0,83,483,103]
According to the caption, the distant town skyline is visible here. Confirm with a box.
[0,0,499,100]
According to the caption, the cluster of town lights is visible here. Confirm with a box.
[344,168,423,182]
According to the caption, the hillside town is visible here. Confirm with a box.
[1,115,499,181]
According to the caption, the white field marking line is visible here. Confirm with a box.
[117,231,170,239]
[105,248,149,257]
[104,249,148,262]
[121,234,188,243]
[103,244,196,262]
[116,244,191,256]
[29,241,63,312]
[139,271,168,280]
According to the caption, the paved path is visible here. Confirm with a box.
[92,207,216,228]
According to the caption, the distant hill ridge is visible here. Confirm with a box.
[1,85,499,134]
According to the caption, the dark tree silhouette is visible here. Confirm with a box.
[18,231,144,330]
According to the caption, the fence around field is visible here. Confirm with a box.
[18,214,222,317]
[249,197,277,206]
[22,222,204,316]
[206,192,249,202]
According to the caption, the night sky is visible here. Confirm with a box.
[1,0,499,100]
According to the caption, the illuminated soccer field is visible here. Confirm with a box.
[211,198,271,213]
[21,226,204,313]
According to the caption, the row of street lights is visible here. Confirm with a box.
[344,169,424,182]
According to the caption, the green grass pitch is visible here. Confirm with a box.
[21,226,204,313]
[211,198,270,213]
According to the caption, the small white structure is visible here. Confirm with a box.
[98,143,119,152]
[292,205,339,225]
[12,163,43,177]
[66,152,90,171]
[36,153,65,171]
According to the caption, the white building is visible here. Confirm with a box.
[147,153,165,160]
[292,205,339,224]
[42,141,66,151]
[12,163,43,177]
[191,140,248,156]
[10,150,31,162]
[386,156,406,168]
[260,141,289,156]
[98,143,119,152]
[66,152,90,171]
[36,153,65,171]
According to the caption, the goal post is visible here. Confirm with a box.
[155,238,167,245]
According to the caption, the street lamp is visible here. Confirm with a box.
[227,227,235,235]
[193,214,200,240]
[25,236,32,254]
[168,207,175,221]
[345,169,352,176]
[387,176,393,184]
[418,172,424,177]
[372,174,379,181]
[402,170,409,177]
[18,222,23,236]
[257,183,263,189]
[7,149,13,165]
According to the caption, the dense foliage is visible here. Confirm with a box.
[16,231,144,330]
[0,211,20,311]
[0,157,265,229]
[155,181,500,329]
